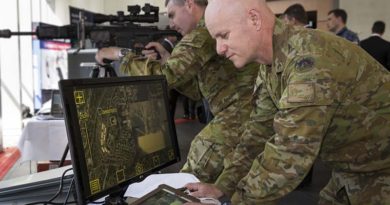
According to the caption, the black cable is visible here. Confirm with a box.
[24,202,63,205]
[47,168,74,202]
[25,168,73,205]
[63,178,74,205]
[24,199,76,205]
[24,201,77,205]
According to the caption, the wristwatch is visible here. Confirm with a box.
[118,48,130,58]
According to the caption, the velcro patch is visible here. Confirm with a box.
[287,83,315,103]
[295,57,315,72]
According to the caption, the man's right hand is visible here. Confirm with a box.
[95,47,121,65]
[143,42,171,64]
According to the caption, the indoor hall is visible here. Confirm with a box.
[0,0,389,204]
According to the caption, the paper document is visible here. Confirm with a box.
[124,173,200,198]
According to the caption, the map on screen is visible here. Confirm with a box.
[59,76,179,204]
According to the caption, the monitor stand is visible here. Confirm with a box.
[104,195,128,205]
[104,188,128,205]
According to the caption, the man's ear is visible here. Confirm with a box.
[248,9,262,31]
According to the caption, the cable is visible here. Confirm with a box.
[24,201,76,205]
[24,202,64,205]
[25,168,73,205]
[63,178,74,205]
[47,168,74,202]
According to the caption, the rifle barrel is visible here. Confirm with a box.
[13,31,36,35]
[0,29,36,38]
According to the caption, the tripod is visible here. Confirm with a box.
[58,63,117,167]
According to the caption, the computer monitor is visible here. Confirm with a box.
[59,76,180,204]
[50,90,64,118]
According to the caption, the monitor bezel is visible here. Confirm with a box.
[59,75,180,204]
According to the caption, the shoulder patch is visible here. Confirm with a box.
[295,57,315,72]
[287,83,315,103]
[179,28,210,48]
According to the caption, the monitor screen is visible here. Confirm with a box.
[59,76,180,204]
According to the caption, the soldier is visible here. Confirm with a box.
[95,0,258,189]
[184,0,390,204]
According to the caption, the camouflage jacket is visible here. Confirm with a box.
[120,19,258,116]
[221,19,390,204]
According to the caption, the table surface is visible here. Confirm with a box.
[18,117,70,162]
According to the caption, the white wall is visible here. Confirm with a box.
[0,1,23,146]
[20,1,34,116]
[53,0,105,25]
[340,0,390,41]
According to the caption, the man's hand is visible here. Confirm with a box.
[143,42,171,64]
[95,47,121,65]
[185,182,224,199]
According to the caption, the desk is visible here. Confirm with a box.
[18,118,70,162]
[0,165,73,203]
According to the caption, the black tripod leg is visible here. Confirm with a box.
[59,144,69,167]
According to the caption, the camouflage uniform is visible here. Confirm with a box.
[216,19,390,204]
[120,19,258,187]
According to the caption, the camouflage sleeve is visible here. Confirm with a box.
[231,52,344,203]
[214,75,277,197]
[231,105,335,204]
[119,31,215,101]
[120,53,160,76]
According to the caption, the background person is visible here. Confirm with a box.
[360,21,390,71]
[327,9,359,44]
[282,3,309,27]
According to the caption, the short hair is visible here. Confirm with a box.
[165,0,208,7]
[283,4,308,25]
[372,21,385,34]
[328,9,347,24]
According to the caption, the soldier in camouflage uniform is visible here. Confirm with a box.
[184,0,390,205]
[95,0,258,187]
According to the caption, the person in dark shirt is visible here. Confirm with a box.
[360,21,390,71]
[327,9,359,44]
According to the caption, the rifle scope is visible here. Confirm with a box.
[93,3,159,24]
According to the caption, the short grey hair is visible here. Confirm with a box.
[165,0,208,7]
